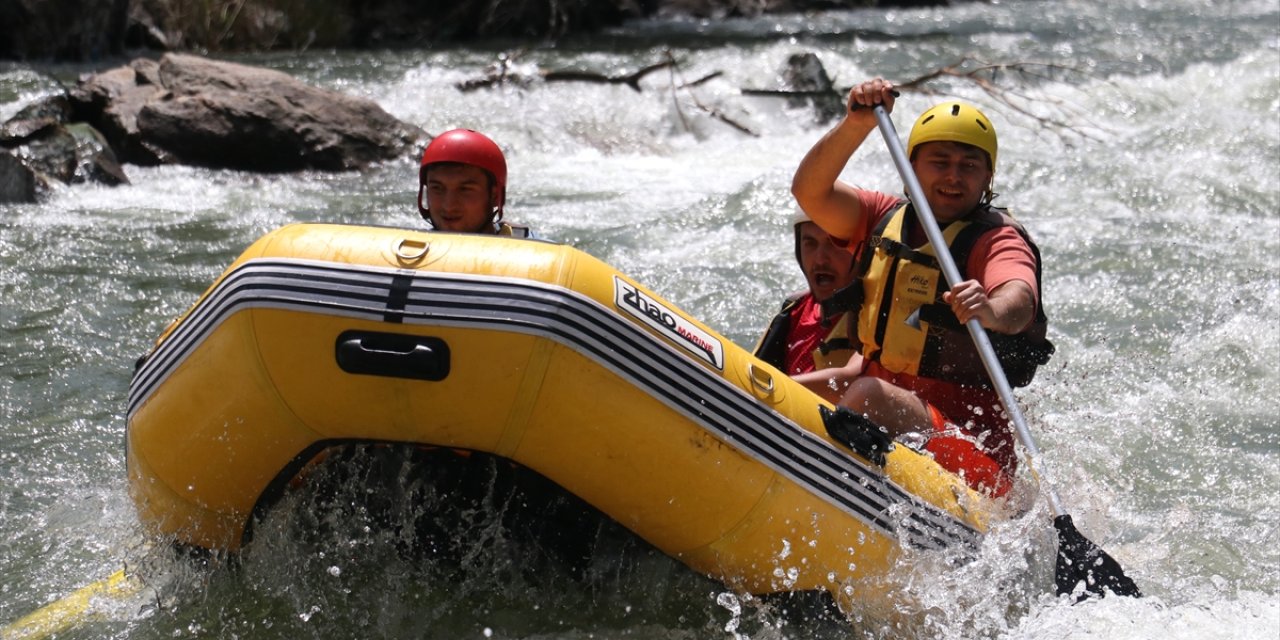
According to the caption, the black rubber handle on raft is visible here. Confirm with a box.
[335,330,451,381]
[820,405,892,466]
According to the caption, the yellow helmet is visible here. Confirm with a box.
[907,102,998,171]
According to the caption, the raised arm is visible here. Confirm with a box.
[791,78,899,240]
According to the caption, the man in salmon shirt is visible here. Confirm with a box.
[791,77,1054,497]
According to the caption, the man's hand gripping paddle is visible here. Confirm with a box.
[870,104,1140,599]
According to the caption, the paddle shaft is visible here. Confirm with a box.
[872,106,1066,518]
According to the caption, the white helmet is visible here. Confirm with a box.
[790,204,811,228]
[790,205,813,265]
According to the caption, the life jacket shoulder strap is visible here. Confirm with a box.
[497,222,532,238]
[752,291,808,369]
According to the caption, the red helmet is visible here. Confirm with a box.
[417,129,507,224]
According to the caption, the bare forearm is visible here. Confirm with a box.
[791,118,872,201]
[792,78,899,240]
[948,279,1035,334]
[790,119,873,239]
[791,353,866,404]
[793,369,851,404]
[987,280,1036,334]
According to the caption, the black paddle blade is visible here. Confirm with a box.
[1054,514,1141,599]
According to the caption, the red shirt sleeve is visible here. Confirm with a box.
[966,226,1039,307]
[844,188,906,243]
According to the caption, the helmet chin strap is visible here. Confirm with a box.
[417,185,431,223]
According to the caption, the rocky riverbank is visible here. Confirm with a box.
[1,0,960,61]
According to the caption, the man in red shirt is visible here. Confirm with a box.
[790,78,1053,496]
[754,208,864,403]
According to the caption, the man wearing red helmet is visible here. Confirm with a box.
[790,78,1054,496]
[417,129,533,237]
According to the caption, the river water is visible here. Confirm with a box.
[1,0,1277,638]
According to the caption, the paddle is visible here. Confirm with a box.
[870,104,1140,599]
[0,568,142,640]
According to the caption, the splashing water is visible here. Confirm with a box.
[1,0,1278,638]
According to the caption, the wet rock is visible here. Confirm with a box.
[1,94,74,144]
[0,94,128,203]
[70,58,171,165]
[63,123,131,186]
[780,52,845,123]
[69,53,425,172]
[0,151,41,203]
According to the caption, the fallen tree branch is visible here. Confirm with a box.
[894,56,1108,143]
[457,55,675,92]
[543,60,675,92]
[459,52,1111,142]
[745,56,1107,143]
[457,50,758,136]
[662,51,758,136]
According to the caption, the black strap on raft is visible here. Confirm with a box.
[820,405,893,467]
[383,271,414,323]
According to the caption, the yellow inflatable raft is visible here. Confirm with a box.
[126,223,987,601]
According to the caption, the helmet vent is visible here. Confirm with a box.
[950,104,961,116]
[975,120,988,131]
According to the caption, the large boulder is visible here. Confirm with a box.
[69,53,425,172]
[66,58,168,165]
